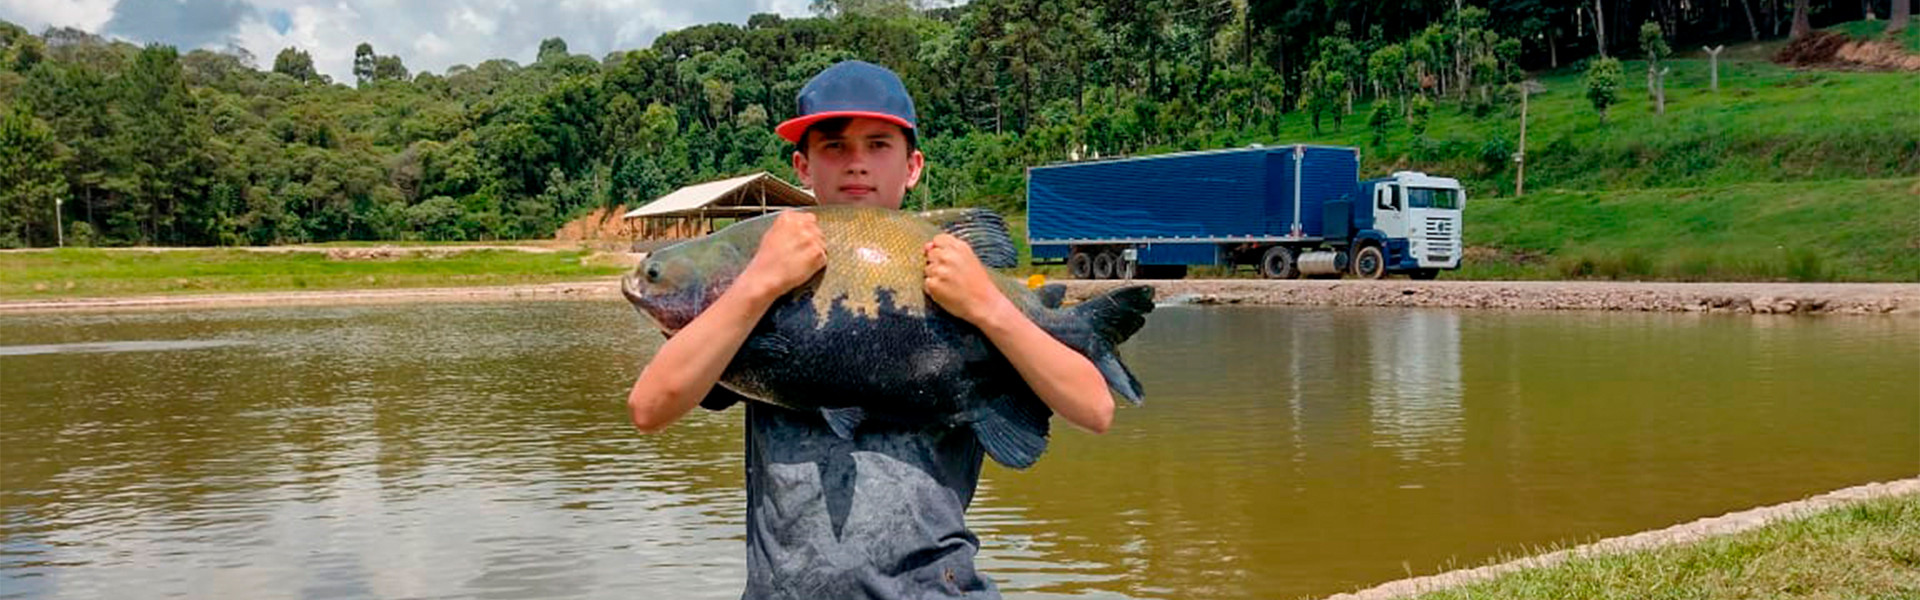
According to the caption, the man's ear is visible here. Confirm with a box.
[905,149,925,189]
[792,150,812,189]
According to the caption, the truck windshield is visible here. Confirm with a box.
[1407,187,1461,210]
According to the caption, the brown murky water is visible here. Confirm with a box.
[2,302,1914,599]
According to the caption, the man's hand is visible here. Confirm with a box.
[739,211,826,300]
[924,233,1013,326]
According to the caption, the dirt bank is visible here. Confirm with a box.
[1060,279,1920,315]
[1319,478,1920,600]
[0,280,625,313]
[3,279,1917,315]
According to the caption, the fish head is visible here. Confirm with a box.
[621,233,755,335]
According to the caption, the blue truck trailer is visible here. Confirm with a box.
[1026,144,1464,279]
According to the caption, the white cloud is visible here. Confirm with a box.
[1,0,820,82]
[0,0,117,32]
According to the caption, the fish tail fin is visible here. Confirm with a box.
[1071,285,1155,406]
[973,394,1053,470]
[1072,285,1155,346]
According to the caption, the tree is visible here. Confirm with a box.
[0,105,67,247]
[1892,0,1911,33]
[273,47,318,82]
[537,37,570,63]
[354,42,375,86]
[373,55,407,82]
[1367,100,1394,147]
[119,44,212,243]
[1585,56,1623,124]
[1408,94,1433,137]
[1640,22,1669,115]
[1791,0,1812,39]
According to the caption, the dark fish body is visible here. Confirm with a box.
[623,206,1153,469]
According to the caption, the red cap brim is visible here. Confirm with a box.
[775,111,915,144]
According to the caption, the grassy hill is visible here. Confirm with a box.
[1073,23,1919,282]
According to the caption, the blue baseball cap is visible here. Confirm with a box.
[775,60,917,144]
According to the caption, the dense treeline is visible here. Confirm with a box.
[0,0,1902,247]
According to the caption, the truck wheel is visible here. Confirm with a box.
[1352,245,1387,279]
[1116,257,1137,280]
[1068,250,1093,279]
[1408,269,1440,280]
[1092,251,1117,279]
[1259,246,1299,279]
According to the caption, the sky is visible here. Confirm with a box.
[1,0,820,82]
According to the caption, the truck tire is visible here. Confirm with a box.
[1092,251,1117,279]
[1408,269,1440,280]
[1352,245,1387,279]
[1068,250,1093,279]
[1259,246,1299,279]
[1116,256,1137,280]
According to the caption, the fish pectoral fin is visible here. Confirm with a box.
[972,396,1053,470]
[820,406,866,439]
[917,208,1018,268]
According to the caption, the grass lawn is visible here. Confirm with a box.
[0,247,627,300]
[1409,492,1920,600]
[1460,177,1920,282]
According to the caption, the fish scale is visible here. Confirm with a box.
[623,205,1155,469]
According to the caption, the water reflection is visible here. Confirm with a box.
[1367,311,1463,468]
[1,303,1914,600]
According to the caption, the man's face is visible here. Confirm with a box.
[792,117,924,209]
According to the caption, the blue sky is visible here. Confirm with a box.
[1,0,821,82]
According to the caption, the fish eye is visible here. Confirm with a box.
[645,263,661,283]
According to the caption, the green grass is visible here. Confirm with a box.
[1829,18,1920,52]
[1408,492,1920,600]
[0,247,627,299]
[1173,46,1918,200]
[1467,178,1920,282]
[1113,38,1920,283]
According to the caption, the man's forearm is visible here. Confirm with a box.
[627,279,779,432]
[974,302,1115,434]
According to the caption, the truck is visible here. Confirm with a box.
[1025,144,1464,280]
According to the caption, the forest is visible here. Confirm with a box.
[0,0,1910,247]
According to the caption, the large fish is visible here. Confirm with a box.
[621,205,1154,469]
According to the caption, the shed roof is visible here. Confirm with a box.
[621,172,815,219]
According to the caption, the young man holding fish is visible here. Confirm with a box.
[625,61,1119,598]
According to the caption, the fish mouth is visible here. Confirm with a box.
[620,274,681,336]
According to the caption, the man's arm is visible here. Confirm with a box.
[627,212,825,433]
[924,234,1115,434]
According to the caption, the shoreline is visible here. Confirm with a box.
[1318,478,1920,600]
[1060,279,1920,316]
[1,278,1916,315]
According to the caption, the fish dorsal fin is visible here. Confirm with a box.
[1035,283,1067,309]
[916,208,1018,268]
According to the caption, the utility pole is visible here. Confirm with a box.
[54,196,64,247]
[1515,85,1529,197]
